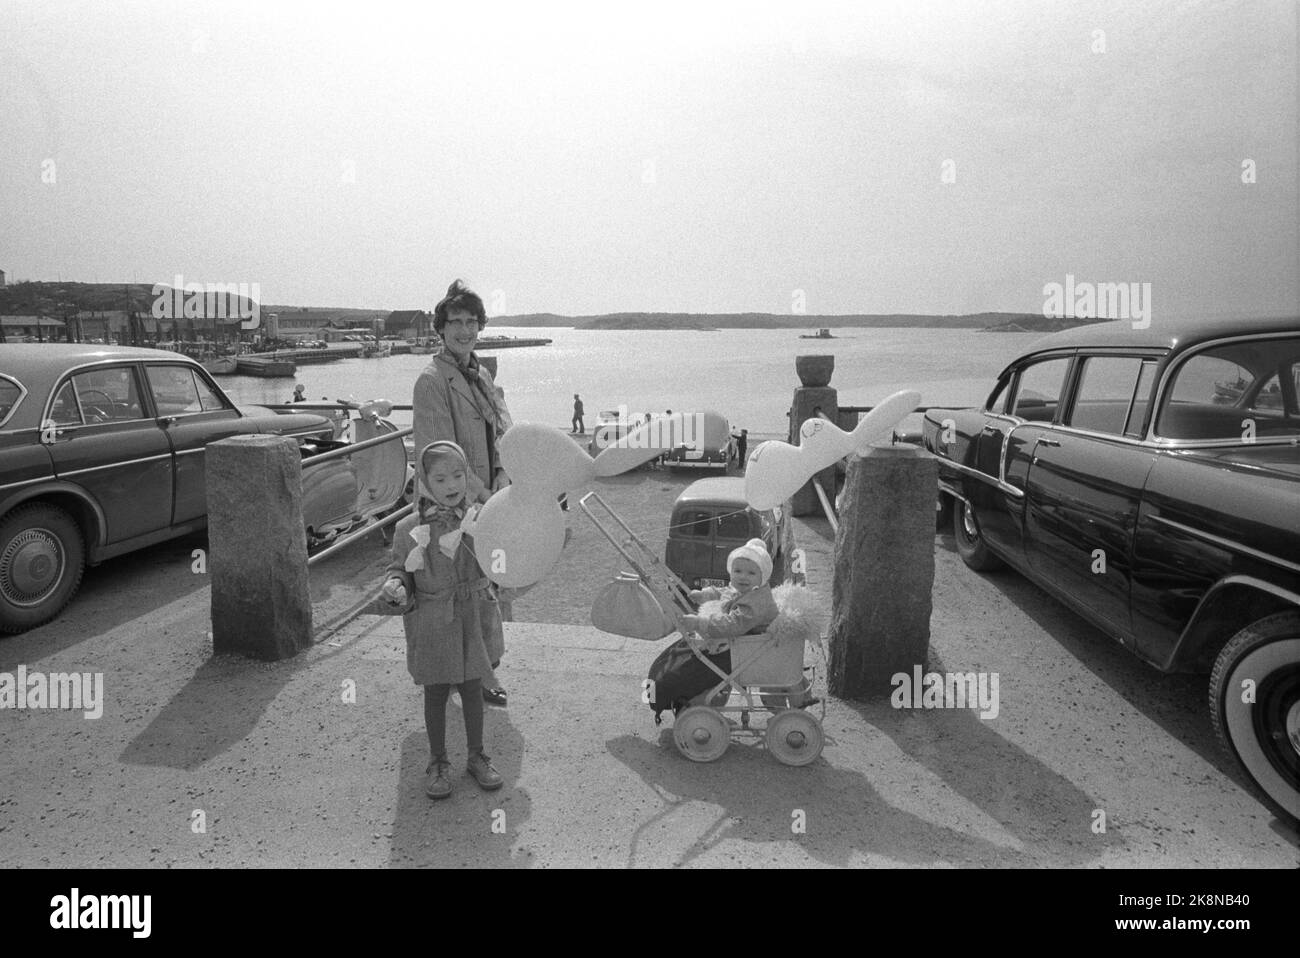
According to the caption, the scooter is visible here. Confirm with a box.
[299,399,414,551]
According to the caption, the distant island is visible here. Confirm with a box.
[496,311,1098,332]
[0,282,1097,333]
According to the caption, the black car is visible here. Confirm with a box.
[0,345,334,633]
[922,315,1300,824]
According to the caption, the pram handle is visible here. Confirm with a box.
[579,490,695,615]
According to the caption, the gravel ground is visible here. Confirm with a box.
[1,454,1296,868]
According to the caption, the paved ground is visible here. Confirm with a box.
[1,467,1296,868]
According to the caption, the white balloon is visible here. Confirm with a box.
[744,390,921,510]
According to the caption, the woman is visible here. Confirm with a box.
[412,280,512,706]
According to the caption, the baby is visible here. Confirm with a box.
[647,538,779,718]
[682,538,779,653]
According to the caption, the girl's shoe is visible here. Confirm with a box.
[482,686,507,706]
[467,752,503,790]
[425,760,452,799]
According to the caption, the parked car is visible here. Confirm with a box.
[661,410,736,472]
[665,477,793,590]
[0,345,337,633]
[921,315,1300,823]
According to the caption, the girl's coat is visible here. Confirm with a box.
[386,509,505,685]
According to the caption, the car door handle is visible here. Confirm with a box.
[981,424,1000,434]
[1038,437,1061,447]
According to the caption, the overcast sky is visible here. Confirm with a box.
[1,0,1296,317]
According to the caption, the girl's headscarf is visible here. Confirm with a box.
[416,440,470,521]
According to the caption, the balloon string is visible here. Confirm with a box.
[611,506,755,542]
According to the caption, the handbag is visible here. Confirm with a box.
[590,572,678,640]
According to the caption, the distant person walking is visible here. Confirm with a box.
[571,394,585,433]
[290,384,307,403]
[736,428,748,468]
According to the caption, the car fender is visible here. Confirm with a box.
[0,480,107,553]
[1167,574,1300,672]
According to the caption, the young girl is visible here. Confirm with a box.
[381,441,505,799]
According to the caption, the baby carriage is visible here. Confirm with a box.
[580,491,827,766]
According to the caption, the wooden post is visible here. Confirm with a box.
[206,435,313,659]
[828,444,937,697]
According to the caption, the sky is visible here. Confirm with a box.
[1,0,1296,318]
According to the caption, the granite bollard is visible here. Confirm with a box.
[206,435,313,659]
[828,444,937,697]
[789,386,839,518]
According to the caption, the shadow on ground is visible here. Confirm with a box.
[119,615,379,771]
[607,695,1121,866]
[930,532,1285,828]
[388,707,531,867]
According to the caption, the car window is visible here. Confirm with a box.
[1066,356,1146,436]
[49,381,81,426]
[146,365,204,416]
[1158,337,1300,440]
[716,511,750,541]
[984,375,1012,415]
[674,509,713,538]
[1011,357,1071,422]
[0,377,24,427]
[192,369,230,412]
[69,367,146,423]
[1125,361,1158,438]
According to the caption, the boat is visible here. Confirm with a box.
[475,334,552,350]
[361,342,392,358]
[1213,376,1249,404]
[203,356,239,375]
[799,328,835,339]
[237,356,296,377]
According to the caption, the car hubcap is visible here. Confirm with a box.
[786,730,807,750]
[962,502,978,539]
[1,528,64,607]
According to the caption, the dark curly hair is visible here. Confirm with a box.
[433,279,487,335]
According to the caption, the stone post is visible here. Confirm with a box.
[828,444,937,698]
[207,435,313,659]
[790,355,838,517]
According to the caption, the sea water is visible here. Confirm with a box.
[219,326,1037,434]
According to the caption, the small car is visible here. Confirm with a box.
[665,477,792,590]
[0,345,336,633]
[661,410,736,472]
[921,314,1300,823]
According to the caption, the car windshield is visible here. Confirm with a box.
[1158,337,1300,440]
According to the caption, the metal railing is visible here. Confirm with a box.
[292,412,417,567]
[301,425,413,466]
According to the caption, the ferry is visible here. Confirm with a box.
[799,328,835,339]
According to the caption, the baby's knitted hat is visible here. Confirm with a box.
[727,537,772,582]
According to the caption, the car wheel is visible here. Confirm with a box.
[936,492,955,532]
[0,503,87,634]
[952,497,1004,571]
[1208,611,1300,825]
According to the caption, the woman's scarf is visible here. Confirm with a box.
[445,351,508,441]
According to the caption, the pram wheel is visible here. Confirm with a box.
[765,709,824,766]
[672,706,730,762]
